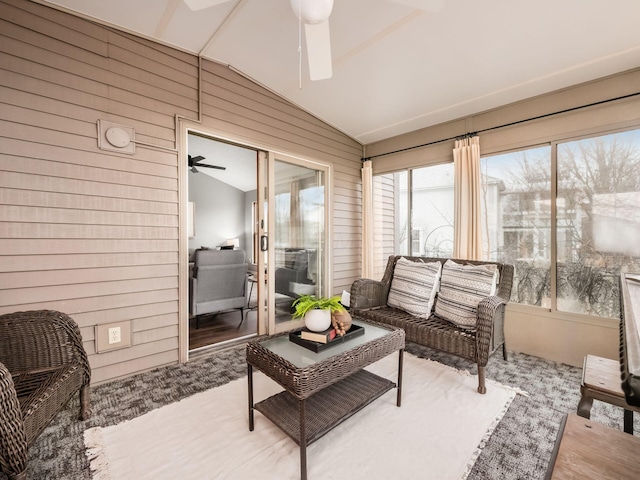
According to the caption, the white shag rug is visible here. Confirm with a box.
[85,353,523,480]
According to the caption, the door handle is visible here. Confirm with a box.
[260,235,268,251]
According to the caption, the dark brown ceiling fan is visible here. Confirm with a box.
[188,155,226,173]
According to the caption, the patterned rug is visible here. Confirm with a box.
[3,343,636,480]
[83,353,521,479]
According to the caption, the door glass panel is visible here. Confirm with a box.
[186,133,259,351]
[272,159,326,328]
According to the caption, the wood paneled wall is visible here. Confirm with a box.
[0,0,363,383]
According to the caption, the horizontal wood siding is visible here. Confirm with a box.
[372,174,395,279]
[0,0,363,383]
[0,0,196,384]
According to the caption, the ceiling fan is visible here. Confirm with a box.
[182,0,444,81]
[188,155,226,173]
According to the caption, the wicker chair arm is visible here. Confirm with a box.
[0,310,90,386]
[475,296,507,366]
[350,278,387,311]
[0,361,28,477]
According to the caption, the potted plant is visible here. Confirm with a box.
[292,294,347,332]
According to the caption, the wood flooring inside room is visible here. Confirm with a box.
[188,295,296,351]
[189,309,257,350]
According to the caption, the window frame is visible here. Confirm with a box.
[372,124,640,325]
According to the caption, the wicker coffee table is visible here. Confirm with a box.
[246,319,405,480]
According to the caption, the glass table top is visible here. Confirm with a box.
[256,320,393,369]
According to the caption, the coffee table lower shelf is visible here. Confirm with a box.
[255,369,395,446]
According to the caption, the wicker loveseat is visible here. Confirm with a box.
[0,310,91,480]
[350,256,514,394]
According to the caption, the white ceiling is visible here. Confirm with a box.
[42,0,640,144]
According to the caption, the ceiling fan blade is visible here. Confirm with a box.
[183,0,232,11]
[195,162,226,171]
[304,20,332,81]
[390,0,444,13]
[188,155,205,164]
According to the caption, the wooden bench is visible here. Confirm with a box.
[546,413,640,479]
[577,354,640,434]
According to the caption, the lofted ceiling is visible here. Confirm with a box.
[40,0,640,144]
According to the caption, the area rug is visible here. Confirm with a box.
[84,353,523,480]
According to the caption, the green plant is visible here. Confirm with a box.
[291,294,345,320]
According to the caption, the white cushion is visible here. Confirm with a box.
[387,257,442,318]
[435,260,498,328]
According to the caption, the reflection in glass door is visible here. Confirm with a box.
[269,156,328,333]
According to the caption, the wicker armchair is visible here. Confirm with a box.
[351,256,514,394]
[0,310,91,480]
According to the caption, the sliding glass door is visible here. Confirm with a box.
[267,155,329,334]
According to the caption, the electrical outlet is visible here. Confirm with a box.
[96,321,131,353]
[108,326,121,344]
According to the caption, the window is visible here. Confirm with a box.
[372,164,454,275]
[373,127,640,320]
[555,130,640,317]
[480,146,552,307]
[411,164,454,257]
[274,192,291,247]
[298,185,324,249]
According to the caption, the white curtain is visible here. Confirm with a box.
[361,160,374,278]
[453,136,483,260]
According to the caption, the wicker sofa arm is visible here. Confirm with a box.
[0,310,90,385]
[350,278,388,311]
[475,295,508,366]
[0,361,28,477]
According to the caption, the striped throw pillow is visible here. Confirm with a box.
[435,260,498,328]
[387,257,442,318]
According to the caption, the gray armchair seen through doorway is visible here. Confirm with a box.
[189,248,249,329]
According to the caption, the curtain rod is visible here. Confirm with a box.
[361,91,640,162]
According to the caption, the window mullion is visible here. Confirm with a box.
[550,142,558,312]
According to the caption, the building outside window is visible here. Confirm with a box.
[480,146,552,308]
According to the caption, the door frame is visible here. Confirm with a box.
[177,120,333,361]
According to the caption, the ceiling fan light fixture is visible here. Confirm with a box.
[191,165,198,173]
[291,0,333,24]
[291,0,334,81]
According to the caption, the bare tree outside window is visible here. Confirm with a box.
[481,129,640,317]
[556,131,640,317]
